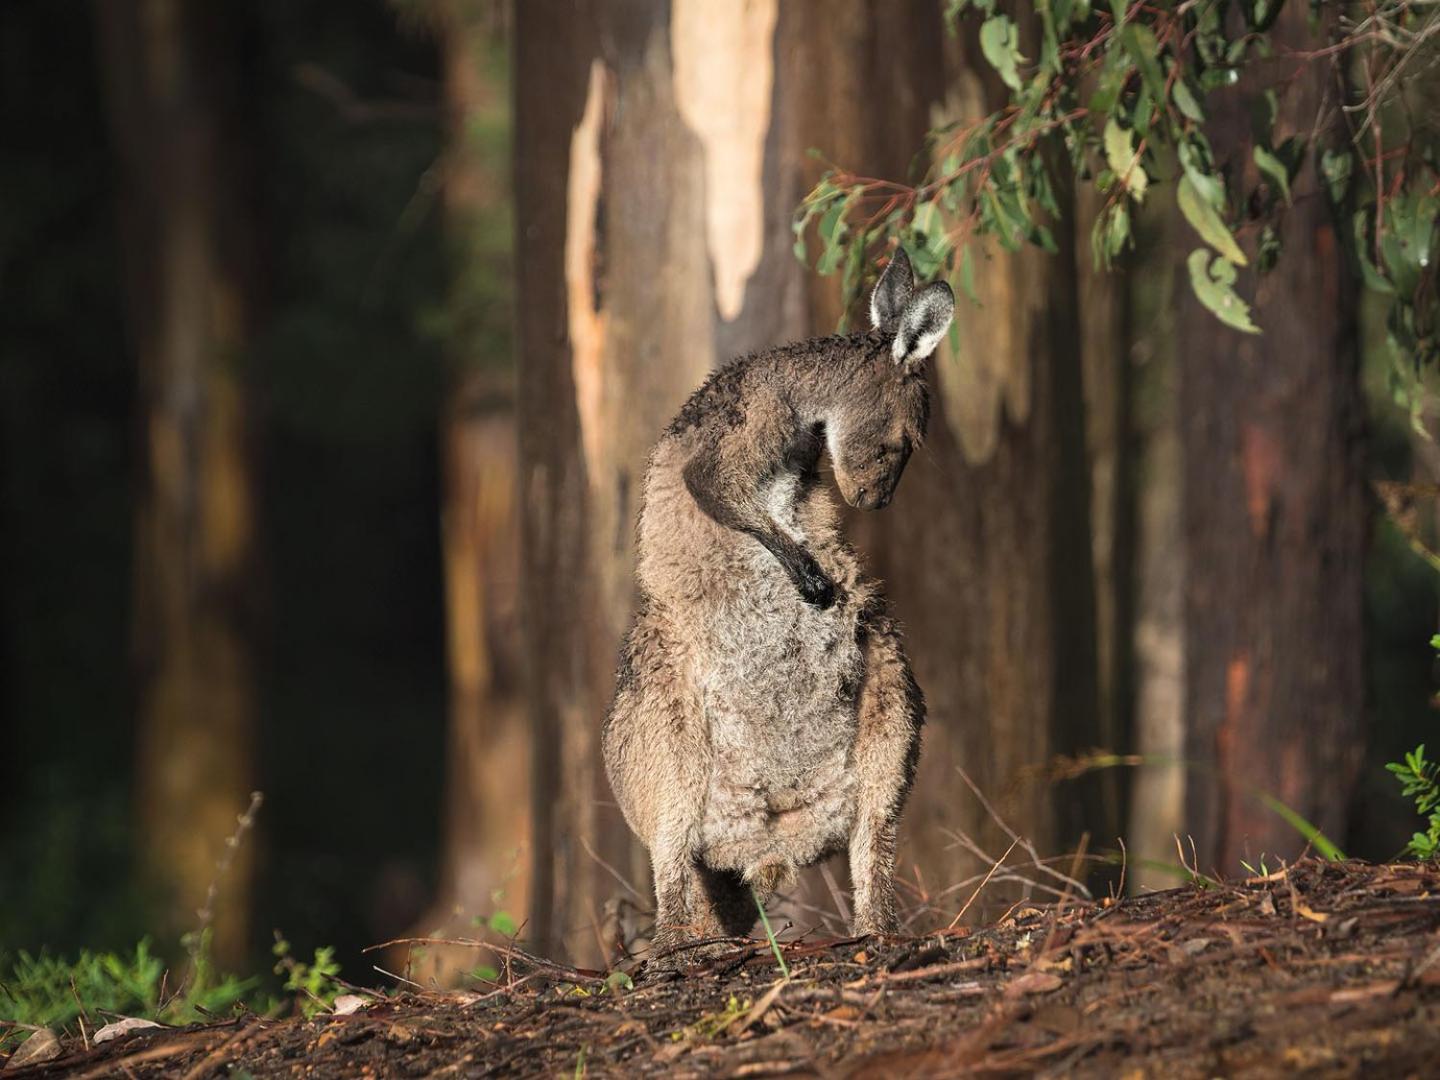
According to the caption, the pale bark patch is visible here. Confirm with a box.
[566,59,609,479]
[671,0,778,322]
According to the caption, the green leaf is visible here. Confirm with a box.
[1089,61,1126,120]
[1103,118,1148,202]
[1379,193,1436,296]
[1320,149,1352,204]
[1122,24,1166,104]
[1253,145,1291,204]
[908,200,952,279]
[1187,249,1259,334]
[604,971,634,992]
[1352,210,1394,294]
[1037,0,1062,73]
[489,911,518,937]
[1171,76,1204,123]
[1257,223,1281,274]
[958,244,980,304]
[1106,203,1131,260]
[979,14,1024,92]
[1178,175,1247,265]
[1177,138,1225,209]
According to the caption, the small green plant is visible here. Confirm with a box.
[750,888,789,980]
[0,940,255,1051]
[472,910,519,937]
[1387,743,1440,860]
[1239,855,1273,878]
[271,934,343,1017]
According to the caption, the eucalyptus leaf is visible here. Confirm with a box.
[1178,175,1247,265]
[1171,76,1205,123]
[980,15,1024,92]
[1187,248,1260,333]
[1104,118,1148,202]
[958,244,980,304]
[1320,149,1352,204]
[1352,209,1394,294]
[1180,137,1226,208]
[1253,145,1291,204]
[1122,24,1167,104]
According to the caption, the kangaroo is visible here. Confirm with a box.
[602,249,954,966]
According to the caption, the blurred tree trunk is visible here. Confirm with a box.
[1076,187,1134,849]
[1126,203,1188,891]
[1178,2,1365,873]
[94,0,261,965]
[407,0,529,984]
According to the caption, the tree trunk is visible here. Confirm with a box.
[404,0,529,985]
[515,0,713,963]
[1126,202,1188,891]
[94,0,261,965]
[1177,3,1366,874]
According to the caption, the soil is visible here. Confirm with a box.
[7,859,1439,1078]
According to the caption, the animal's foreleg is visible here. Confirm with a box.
[682,427,837,610]
[848,616,924,937]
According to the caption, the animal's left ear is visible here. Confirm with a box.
[870,248,914,328]
[892,281,955,366]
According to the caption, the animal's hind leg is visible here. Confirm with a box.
[696,864,756,938]
[650,853,756,968]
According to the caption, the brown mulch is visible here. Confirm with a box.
[7,859,1440,1078]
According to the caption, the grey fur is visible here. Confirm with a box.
[603,254,951,966]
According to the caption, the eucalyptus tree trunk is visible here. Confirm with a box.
[1177,2,1365,874]
[94,0,261,965]
[399,0,530,985]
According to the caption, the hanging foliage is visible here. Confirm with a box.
[796,0,1440,410]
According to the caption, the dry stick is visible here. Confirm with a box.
[178,1021,265,1080]
[1114,835,1128,901]
[819,861,852,928]
[947,838,1021,930]
[578,834,646,903]
[69,973,91,1052]
[372,965,425,992]
[364,936,604,981]
[940,830,1083,904]
[954,768,1092,899]
[68,1032,217,1080]
[1030,834,1090,972]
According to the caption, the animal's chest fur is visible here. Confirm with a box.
[691,543,866,877]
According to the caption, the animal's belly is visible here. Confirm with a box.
[698,687,860,879]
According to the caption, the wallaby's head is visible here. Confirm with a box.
[828,248,955,512]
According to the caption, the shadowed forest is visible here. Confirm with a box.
[3,0,1440,1060]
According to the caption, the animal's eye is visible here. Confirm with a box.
[875,449,886,463]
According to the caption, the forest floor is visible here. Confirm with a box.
[6,859,1440,1078]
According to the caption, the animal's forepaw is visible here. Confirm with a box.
[796,565,837,609]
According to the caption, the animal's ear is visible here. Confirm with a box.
[892,281,955,366]
[870,248,914,328]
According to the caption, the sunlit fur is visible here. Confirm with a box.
[603,254,951,966]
